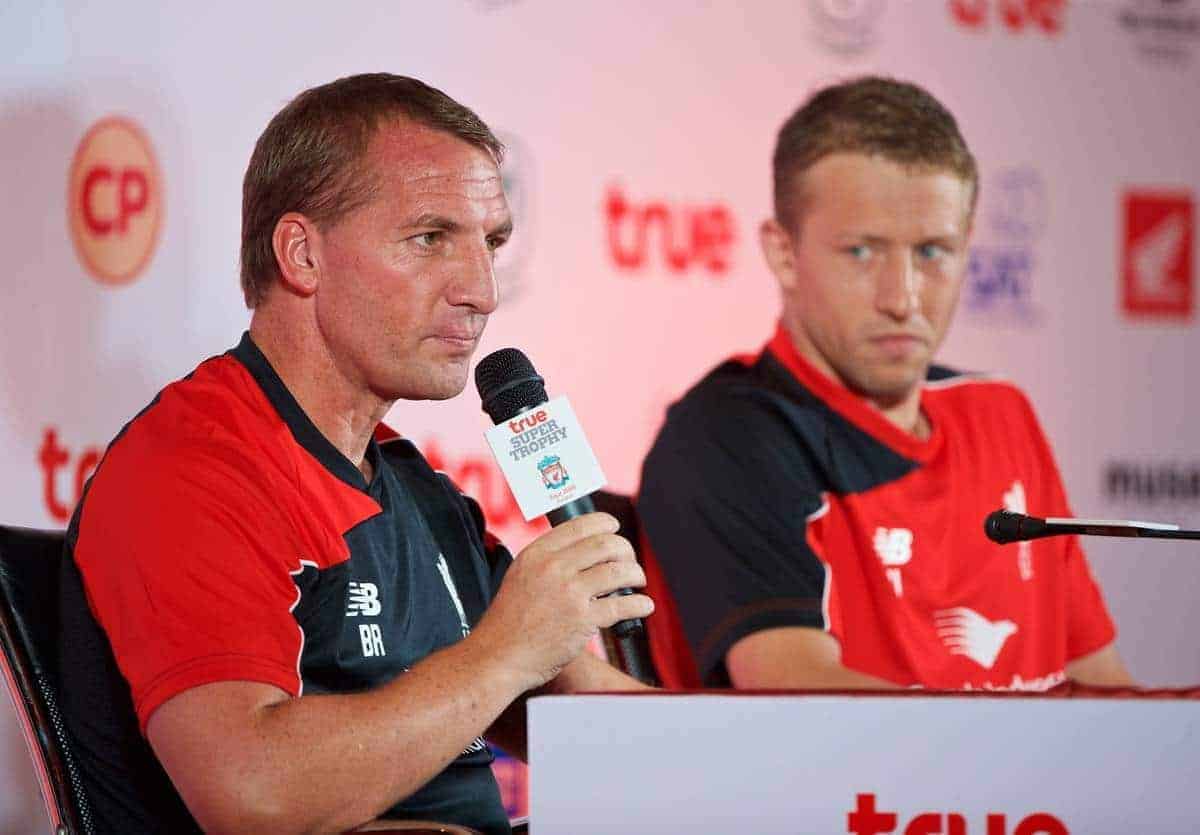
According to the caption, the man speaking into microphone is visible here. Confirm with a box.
[638,76,1132,693]
[57,73,652,835]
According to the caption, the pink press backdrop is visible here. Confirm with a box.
[2,1,1198,830]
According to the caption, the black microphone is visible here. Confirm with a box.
[984,509,1200,544]
[475,348,644,638]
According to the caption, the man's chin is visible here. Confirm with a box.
[378,372,470,403]
[845,366,927,407]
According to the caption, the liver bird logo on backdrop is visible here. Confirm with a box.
[935,607,1018,668]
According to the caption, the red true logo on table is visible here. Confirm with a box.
[848,793,1068,835]
[68,116,163,285]
[38,426,102,523]
[605,185,736,275]
[1121,190,1194,318]
[950,0,1067,34]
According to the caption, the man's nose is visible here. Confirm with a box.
[451,241,500,314]
[875,252,919,320]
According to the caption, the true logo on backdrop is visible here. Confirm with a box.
[38,427,102,523]
[950,0,1067,35]
[963,166,1046,324]
[605,185,736,276]
[808,0,887,55]
[1121,190,1194,319]
[68,116,163,286]
[1116,0,1200,67]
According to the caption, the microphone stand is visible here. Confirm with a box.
[985,509,1200,543]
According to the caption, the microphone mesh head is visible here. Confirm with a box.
[474,348,548,424]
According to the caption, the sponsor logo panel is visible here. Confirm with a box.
[1116,0,1200,67]
[1120,190,1193,319]
[68,116,163,285]
[1104,460,1200,506]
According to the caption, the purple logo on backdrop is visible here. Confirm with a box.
[808,0,887,55]
[1117,0,1200,67]
[963,166,1046,325]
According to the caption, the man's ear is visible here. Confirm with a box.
[271,212,321,297]
[760,218,800,292]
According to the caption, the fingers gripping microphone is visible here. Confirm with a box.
[475,348,644,638]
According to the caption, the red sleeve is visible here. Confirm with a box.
[1014,390,1117,661]
[74,433,310,734]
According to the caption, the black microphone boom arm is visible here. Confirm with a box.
[985,509,1200,544]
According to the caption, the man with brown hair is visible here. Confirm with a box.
[637,76,1131,692]
[58,73,652,834]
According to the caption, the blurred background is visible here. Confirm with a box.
[2,0,1197,829]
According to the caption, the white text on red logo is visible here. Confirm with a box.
[1121,190,1194,319]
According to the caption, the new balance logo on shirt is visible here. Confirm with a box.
[873,527,913,597]
[347,581,383,617]
[347,582,386,657]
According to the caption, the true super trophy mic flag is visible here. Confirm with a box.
[474,348,644,639]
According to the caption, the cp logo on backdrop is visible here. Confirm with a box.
[1121,190,1194,319]
[68,116,163,286]
[496,132,533,303]
[963,166,1046,324]
[808,0,886,55]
